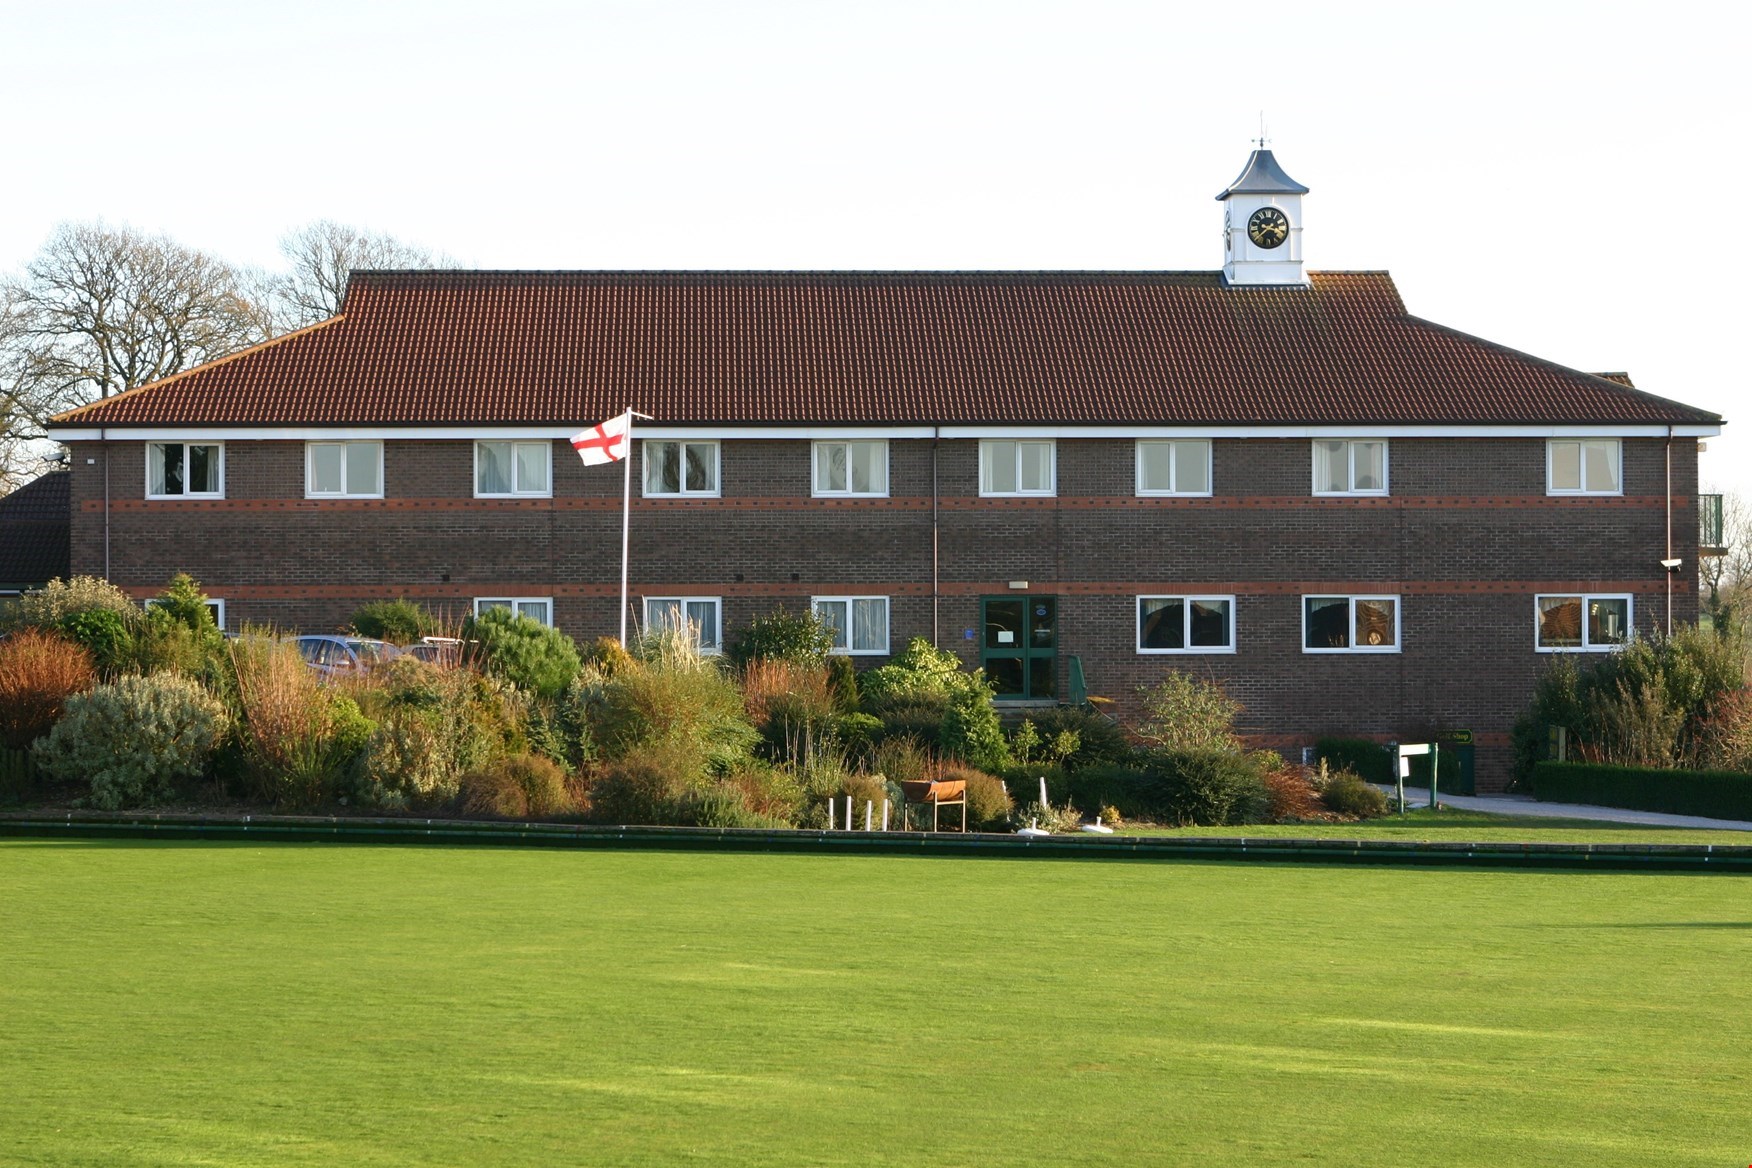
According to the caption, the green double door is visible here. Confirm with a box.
[980,596,1057,700]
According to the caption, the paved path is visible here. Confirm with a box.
[1382,785,1752,832]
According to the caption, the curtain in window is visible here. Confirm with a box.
[818,444,848,492]
[346,443,380,495]
[684,444,713,492]
[1173,441,1209,493]
[151,444,182,495]
[1583,442,1618,493]
[1354,599,1395,647]
[1140,598,1185,648]
[1538,597,1583,647]
[1353,442,1385,492]
[851,599,885,651]
[1314,441,1349,492]
[1189,599,1229,647]
[516,443,549,493]
[478,442,512,494]
[815,601,849,649]
[187,445,216,493]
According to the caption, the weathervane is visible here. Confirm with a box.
[1256,111,1269,150]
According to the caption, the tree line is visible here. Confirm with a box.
[0,222,451,489]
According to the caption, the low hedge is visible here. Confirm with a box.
[1314,737,1391,785]
[1532,760,1752,821]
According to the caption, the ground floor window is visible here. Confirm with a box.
[812,596,889,654]
[1536,594,1630,651]
[1137,596,1234,652]
[1304,595,1399,652]
[474,597,553,626]
[644,596,721,652]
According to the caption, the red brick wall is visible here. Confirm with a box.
[68,434,1700,790]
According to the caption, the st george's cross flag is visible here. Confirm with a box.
[571,413,631,466]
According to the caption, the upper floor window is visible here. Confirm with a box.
[1313,440,1387,496]
[644,440,718,497]
[1136,440,1212,496]
[813,596,890,654]
[1304,595,1400,653]
[475,441,552,497]
[474,597,553,627]
[980,439,1055,496]
[1137,595,1234,653]
[813,440,889,497]
[1536,594,1630,651]
[1547,439,1621,495]
[307,441,382,498]
[147,442,223,499]
[644,596,722,652]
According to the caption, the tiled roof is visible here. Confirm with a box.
[0,472,70,589]
[49,270,1720,429]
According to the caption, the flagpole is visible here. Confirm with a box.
[619,409,634,647]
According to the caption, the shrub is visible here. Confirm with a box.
[130,595,225,680]
[725,608,834,668]
[58,608,133,676]
[1531,759,1752,821]
[1063,764,1159,821]
[352,658,510,809]
[1009,718,1080,768]
[588,742,786,827]
[742,657,838,763]
[1318,764,1390,819]
[1261,760,1327,821]
[824,654,860,713]
[582,635,635,677]
[859,638,975,712]
[725,762,805,824]
[1136,671,1244,753]
[869,735,935,784]
[1697,687,1752,773]
[3,575,138,633]
[998,763,1070,810]
[350,599,435,644]
[34,673,229,809]
[462,607,581,699]
[831,711,884,757]
[149,574,219,633]
[230,636,374,807]
[938,765,1013,830]
[1147,748,1271,826]
[939,684,1009,771]
[875,699,947,748]
[460,753,576,819]
[0,629,96,749]
[594,639,759,774]
[1314,738,1392,786]
[1011,800,1083,833]
[1025,705,1132,771]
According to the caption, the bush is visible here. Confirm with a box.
[353,658,510,809]
[999,763,1070,810]
[34,673,229,810]
[3,575,138,633]
[869,735,935,784]
[875,699,947,748]
[1025,705,1132,771]
[463,607,581,699]
[859,638,975,712]
[460,753,576,819]
[582,636,635,677]
[939,685,1009,771]
[1531,760,1752,821]
[230,636,375,807]
[1318,764,1390,819]
[1062,764,1154,819]
[824,654,860,713]
[726,608,835,669]
[0,629,96,749]
[588,742,786,827]
[937,765,1012,830]
[1136,671,1244,753]
[350,599,436,644]
[1148,748,1271,826]
[742,657,838,763]
[1261,760,1327,821]
[1314,737,1393,786]
[58,608,133,676]
[594,637,759,775]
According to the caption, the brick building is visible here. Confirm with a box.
[45,150,1722,788]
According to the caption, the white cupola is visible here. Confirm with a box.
[1218,146,1309,286]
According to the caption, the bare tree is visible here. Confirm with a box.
[1699,491,1752,634]
[0,223,270,479]
[273,220,451,328]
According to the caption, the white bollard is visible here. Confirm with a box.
[828,799,835,831]
[1039,775,1050,810]
[881,799,890,832]
[845,795,852,831]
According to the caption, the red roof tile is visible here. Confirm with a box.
[49,271,1720,428]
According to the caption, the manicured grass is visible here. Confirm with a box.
[1120,806,1752,846]
[4,842,1749,1166]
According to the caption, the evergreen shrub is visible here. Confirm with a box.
[34,673,229,809]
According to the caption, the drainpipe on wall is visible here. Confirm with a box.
[1665,425,1674,635]
[931,426,940,647]
[102,426,111,581]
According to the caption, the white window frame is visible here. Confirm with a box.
[1311,439,1389,497]
[1135,595,1236,654]
[978,439,1057,497]
[145,441,225,499]
[1535,593,1633,653]
[643,596,723,653]
[642,440,720,498]
[473,597,554,627]
[812,595,891,655]
[1302,594,1402,654]
[1546,438,1623,496]
[1135,440,1213,497]
[305,441,384,499]
[473,440,553,498]
[812,440,890,498]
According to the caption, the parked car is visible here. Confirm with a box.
[293,635,402,678]
[405,636,468,666]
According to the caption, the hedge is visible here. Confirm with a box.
[1531,760,1752,822]
[1313,737,1391,785]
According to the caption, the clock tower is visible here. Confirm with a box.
[1218,146,1309,286]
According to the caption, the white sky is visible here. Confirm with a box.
[3,0,1746,490]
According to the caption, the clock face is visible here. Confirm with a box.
[1247,206,1290,249]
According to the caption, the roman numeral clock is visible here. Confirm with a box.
[1218,146,1309,285]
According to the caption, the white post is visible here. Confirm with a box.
[845,795,852,832]
[1039,775,1049,810]
[619,409,633,647]
[828,799,835,831]
[881,799,890,832]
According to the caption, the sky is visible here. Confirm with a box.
[3,0,1746,489]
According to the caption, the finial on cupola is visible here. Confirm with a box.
[1217,137,1309,287]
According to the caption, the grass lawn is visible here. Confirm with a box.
[1119,806,1752,846]
[3,842,1748,1167]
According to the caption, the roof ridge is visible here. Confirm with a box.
[50,314,347,425]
